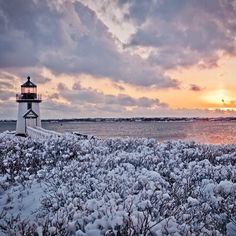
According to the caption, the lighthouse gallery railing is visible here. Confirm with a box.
[16,94,42,101]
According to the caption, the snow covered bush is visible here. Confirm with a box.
[0,132,235,235]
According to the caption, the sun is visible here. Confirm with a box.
[202,89,232,106]
[202,89,236,111]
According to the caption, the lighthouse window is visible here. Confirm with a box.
[27,102,32,110]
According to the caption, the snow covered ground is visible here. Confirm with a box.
[0,132,235,235]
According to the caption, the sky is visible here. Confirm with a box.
[1,0,236,119]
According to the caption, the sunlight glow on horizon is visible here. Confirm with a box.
[202,89,234,106]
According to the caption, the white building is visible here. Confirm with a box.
[16,76,42,136]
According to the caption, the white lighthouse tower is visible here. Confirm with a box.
[16,76,42,136]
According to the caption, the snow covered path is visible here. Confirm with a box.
[27,126,62,139]
[0,132,235,235]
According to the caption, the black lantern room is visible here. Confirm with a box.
[20,76,37,99]
[16,76,42,102]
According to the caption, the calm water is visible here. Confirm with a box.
[1,120,236,144]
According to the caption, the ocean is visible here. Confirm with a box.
[1,120,236,144]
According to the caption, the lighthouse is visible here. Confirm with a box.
[16,76,42,136]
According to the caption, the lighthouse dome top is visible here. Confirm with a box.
[21,76,37,88]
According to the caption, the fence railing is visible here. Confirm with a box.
[27,126,61,139]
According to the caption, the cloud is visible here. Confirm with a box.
[44,1,178,88]
[0,81,13,89]
[41,100,77,119]
[58,85,168,109]
[29,74,51,85]
[57,82,69,91]
[111,83,125,91]
[72,82,82,90]
[0,0,179,88]
[125,0,236,69]
[189,84,203,92]
[0,0,63,68]
[41,85,170,118]
[218,100,236,108]
[129,106,236,118]
[48,93,60,100]
[0,101,17,119]
[0,89,15,101]
[1,0,236,119]
[0,72,16,81]
[105,94,168,108]
[0,71,17,101]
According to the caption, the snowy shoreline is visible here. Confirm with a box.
[0,132,235,235]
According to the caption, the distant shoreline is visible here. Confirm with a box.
[1,117,236,122]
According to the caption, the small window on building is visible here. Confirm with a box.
[27,102,32,110]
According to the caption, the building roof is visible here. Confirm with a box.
[21,76,37,88]
[23,109,38,118]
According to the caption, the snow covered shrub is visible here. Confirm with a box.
[0,133,235,235]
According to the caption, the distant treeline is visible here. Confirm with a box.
[1,117,236,122]
[35,117,236,122]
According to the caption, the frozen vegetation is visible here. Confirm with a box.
[0,131,235,235]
